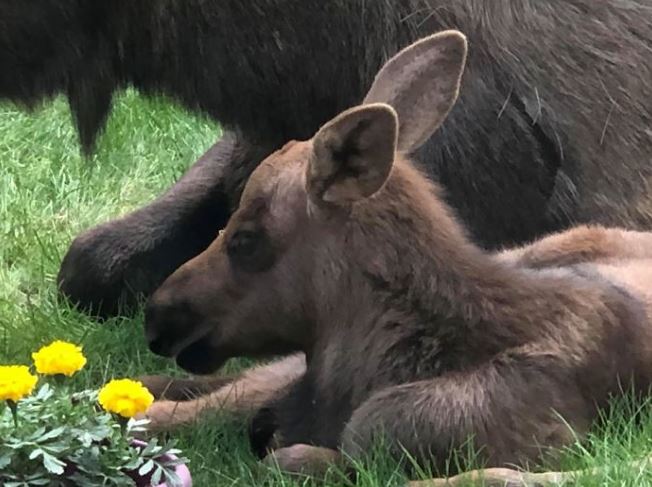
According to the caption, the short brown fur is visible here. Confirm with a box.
[144,31,652,477]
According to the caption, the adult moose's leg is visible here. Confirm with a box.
[57,130,271,318]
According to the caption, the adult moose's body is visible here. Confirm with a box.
[1,1,650,317]
[142,30,652,481]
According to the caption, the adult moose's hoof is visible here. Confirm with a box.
[57,222,155,319]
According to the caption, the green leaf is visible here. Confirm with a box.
[36,426,65,442]
[122,456,143,471]
[41,443,68,454]
[34,384,53,400]
[5,441,37,450]
[0,453,11,469]
[41,451,66,475]
[26,479,50,486]
[29,448,44,460]
[138,459,155,476]
[163,469,182,487]
[141,438,159,457]
[26,427,47,442]
[150,467,163,486]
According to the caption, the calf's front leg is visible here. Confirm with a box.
[57,131,271,318]
[136,373,238,401]
[341,350,590,474]
[143,354,306,430]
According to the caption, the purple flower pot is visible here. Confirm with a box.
[131,440,192,487]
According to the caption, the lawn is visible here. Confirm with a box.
[2,91,652,486]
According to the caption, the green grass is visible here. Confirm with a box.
[2,91,652,486]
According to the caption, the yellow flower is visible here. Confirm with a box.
[98,379,154,418]
[32,340,87,377]
[0,365,38,402]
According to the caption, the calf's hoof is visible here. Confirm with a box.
[263,444,342,478]
[138,399,203,431]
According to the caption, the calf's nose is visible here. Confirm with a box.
[144,290,197,358]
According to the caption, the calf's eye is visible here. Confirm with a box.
[227,230,259,259]
[226,228,276,273]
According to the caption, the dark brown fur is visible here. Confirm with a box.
[3,1,649,317]
[143,32,652,477]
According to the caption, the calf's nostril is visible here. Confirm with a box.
[143,295,199,358]
[144,296,163,323]
[144,298,177,357]
[144,324,160,348]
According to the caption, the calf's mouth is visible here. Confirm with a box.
[175,338,229,375]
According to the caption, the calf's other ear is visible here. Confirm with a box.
[307,103,398,206]
[363,30,468,154]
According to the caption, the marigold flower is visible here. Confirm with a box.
[32,340,87,377]
[0,365,38,402]
[98,379,154,418]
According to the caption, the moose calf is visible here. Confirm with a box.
[143,31,652,477]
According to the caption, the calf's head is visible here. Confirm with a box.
[145,30,468,374]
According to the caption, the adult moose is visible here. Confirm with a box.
[2,1,649,317]
[143,30,652,483]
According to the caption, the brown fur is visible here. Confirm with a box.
[143,31,652,477]
[136,374,237,401]
[142,225,652,414]
[143,354,305,427]
[50,0,652,319]
[497,225,652,269]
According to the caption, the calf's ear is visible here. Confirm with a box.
[306,103,398,206]
[363,30,468,154]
